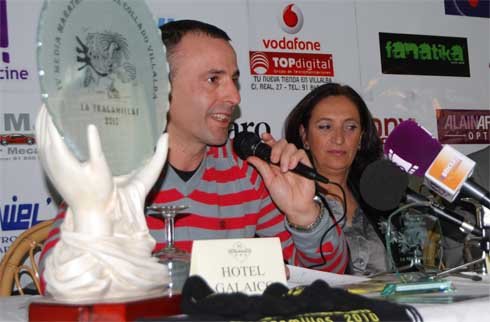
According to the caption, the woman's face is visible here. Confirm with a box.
[300,95,363,177]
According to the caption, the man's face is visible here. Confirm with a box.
[167,33,241,147]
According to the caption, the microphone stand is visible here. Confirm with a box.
[434,200,489,279]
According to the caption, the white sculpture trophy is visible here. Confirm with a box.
[35,0,170,301]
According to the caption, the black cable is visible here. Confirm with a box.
[308,182,347,269]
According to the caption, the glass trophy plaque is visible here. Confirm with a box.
[386,208,443,273]
[37,0,168,175]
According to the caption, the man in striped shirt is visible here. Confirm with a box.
[145,19,348,272]
[39,20,348,295]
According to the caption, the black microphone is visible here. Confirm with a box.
[360,159,482,237]
[233,131,329,184]
[404,187,482,237]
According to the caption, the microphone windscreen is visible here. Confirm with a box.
[384,120,442,177]
[233,131,260,160]
[360,159,409,211]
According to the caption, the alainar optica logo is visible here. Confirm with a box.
[379,32,470,77]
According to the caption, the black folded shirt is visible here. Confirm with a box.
[169,275,423,322]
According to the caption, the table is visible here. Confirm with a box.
[410,275,490,322]
[1,274,489,322]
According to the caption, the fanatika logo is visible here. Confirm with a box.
[379,32,470,77]
[278,3,303,34]
[0,0,29,80]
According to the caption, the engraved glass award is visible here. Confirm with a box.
[37,0,168,175]
[386,208,443,274]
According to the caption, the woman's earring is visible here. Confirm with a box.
[304,143,310,150]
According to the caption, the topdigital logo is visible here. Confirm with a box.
[279,3,303,34]
[250,51,333,76]
[0,0,29,80]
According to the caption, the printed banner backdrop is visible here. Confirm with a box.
[0,0,489,260]
[356,0,489,147]
[244,0,360,137]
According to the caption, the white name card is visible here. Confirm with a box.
[190,237,287,295]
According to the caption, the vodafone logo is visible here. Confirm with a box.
[279,3,303,34]
[250,52,269,75]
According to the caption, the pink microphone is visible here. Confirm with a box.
[384,120,442,177]
[384,120,489,208]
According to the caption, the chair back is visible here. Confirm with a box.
[0,220,53,296]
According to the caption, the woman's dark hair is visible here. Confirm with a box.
[284,82,382,189]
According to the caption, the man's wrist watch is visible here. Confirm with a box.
[286,196,325,232]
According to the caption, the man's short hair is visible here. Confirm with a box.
[160,19,231,54]
[160,20,231,83]
[159,20,232,95]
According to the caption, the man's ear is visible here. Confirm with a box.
[167,72,173,103]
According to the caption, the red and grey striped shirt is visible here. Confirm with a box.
[39,140,348,293]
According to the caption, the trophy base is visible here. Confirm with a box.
[29,294,182,322]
